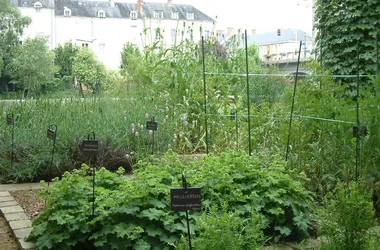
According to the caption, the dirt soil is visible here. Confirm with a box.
[10,189,45,220]
[0,214,20,250]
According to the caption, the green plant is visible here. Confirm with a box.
[28,150,313,249]
[317,182,376,250]
[177,205,265,250]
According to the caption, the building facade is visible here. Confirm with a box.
[247,29,313,63]
[10,0,215,69]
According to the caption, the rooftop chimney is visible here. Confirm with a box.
[110,0,115,8]
[252,29,256,35]
[168,0,172,7]
[137,0,143,13]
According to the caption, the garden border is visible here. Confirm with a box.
[0,183,42,250]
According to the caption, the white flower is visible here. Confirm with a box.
[149,130,153,135]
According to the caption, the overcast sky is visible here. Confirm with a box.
[147,0,314,34]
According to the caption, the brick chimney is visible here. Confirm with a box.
[252,29,256,35]
[168,0,172,6]
[137,0,143,13]
[109,0,115,8]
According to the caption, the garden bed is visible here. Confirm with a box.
[10,189,44,220]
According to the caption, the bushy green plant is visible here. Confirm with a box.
[28,150,313,249]
[177,205,264,250]
[317,182,376,250]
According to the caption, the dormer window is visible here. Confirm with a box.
[186,12,194,20]
[171,11,179,20]
[130,10,138,20]
[64,7,71,17]
[34,1,42,12]
[153,10,163,19]
[97,10,106,18]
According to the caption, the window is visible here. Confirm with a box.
[82,43,89,47]
[171,29,176,41]
[64,7,71,17]
[34,1,42,12]
[153,10,163,19]
[171,11,179,20]
[155,29,161,40]
[204,30,210,39]
[186,12,194,20]
[130,10,138,20]
[97,10,106,18]
[99,43,105,55]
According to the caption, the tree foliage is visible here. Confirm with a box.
[54,42,79,78]
[72,47,106,94]
[6,38,57,97]
[0,0,31,89]
[315,0,380,78]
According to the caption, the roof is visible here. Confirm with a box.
[247,29,312,45]
[10,0,54,8]
[10,0,215,22]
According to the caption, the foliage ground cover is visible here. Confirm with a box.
[27,151,313,249]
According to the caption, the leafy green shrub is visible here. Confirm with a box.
[317,182,376,250]
[28,150,313,249]
[177,205,264,250]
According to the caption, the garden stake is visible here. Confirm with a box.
[47,124,58,187]
[245,30,252,156]
[89,132,97,219]
[377,32,379,75]
[146,117,158,155]
[355,40,361,182]
[285,41,302,161]
[201,36,209,154]
[6,113,16,170]
[182,173,192,250]
[81,131,98,219]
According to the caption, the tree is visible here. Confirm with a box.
[6,38,57,98]
[315,0,380,79]
[72,47,106,96]
[0,0,31,89]
[53,42,79,90]
[54,42,79,78]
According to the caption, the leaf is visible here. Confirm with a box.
[137,208,165,220]
[275,226,292,236]
[134,240,151,250]
[146,225,163,237]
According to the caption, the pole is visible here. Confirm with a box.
[182,174,192,250]
[355,40,360,182]
[377,32,379,75]
[48,124,58,187]
[201,36,209,154]
[285,41,303,161]
[244,30,252,155]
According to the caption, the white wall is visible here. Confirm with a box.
[18,7,55,48]
[17,7,214,69]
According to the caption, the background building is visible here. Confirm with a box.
[10,0,215,69]
[247,29,313,63]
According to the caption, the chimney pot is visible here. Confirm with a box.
[137,0,143,13]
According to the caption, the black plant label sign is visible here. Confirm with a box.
[170,188,202,211]
[7,115,14,125]
[146,120,158,131]
[47,129,56,140]
[353,125,368,138]
[81,140,99,155]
